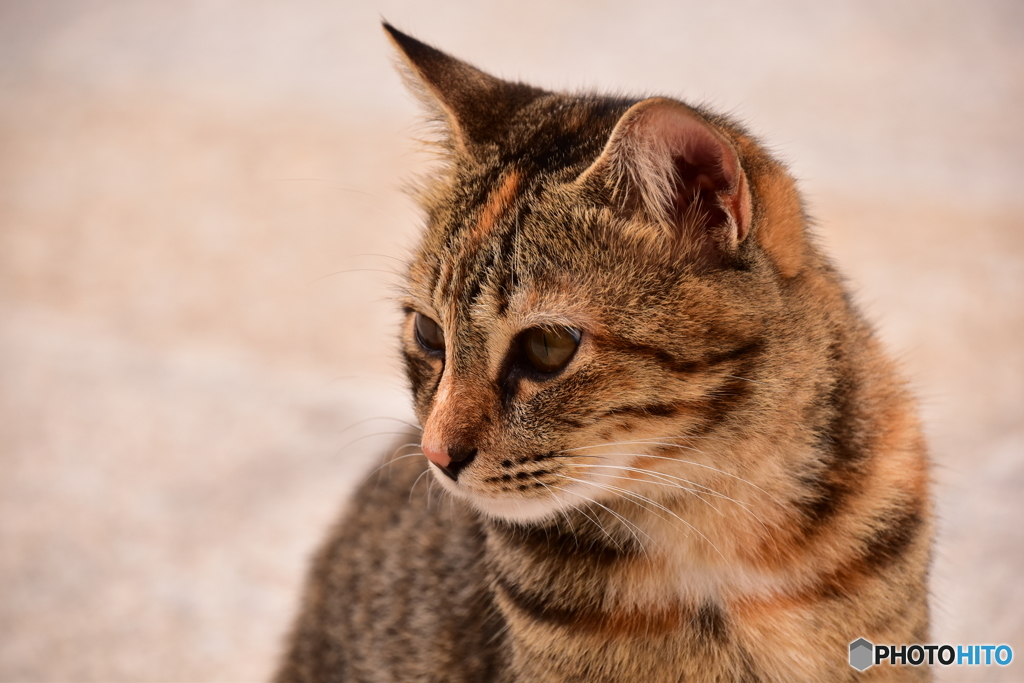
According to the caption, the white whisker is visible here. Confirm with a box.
[560,463,726,511]
[364,449,422,485]
[336,430,423,456]
[546,484,652,556]
[533,480,581,550]
[560,463,778,547]
[336,415,423,439]
[556,442,785,508]
[409,466,432,502]
[561,475,725,561]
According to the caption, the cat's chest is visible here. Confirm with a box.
[483,525,819,681]
[495,582,746,683]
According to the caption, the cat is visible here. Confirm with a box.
[274,23,932,683]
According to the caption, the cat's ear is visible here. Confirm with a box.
[383,23,544,156]
[578,97,752,261]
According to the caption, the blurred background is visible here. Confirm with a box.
[0,1,1021,680]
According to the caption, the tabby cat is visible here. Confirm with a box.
[275,24,932,682]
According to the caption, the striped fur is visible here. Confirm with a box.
[276,24,932,682]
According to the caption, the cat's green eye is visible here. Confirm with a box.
[414,313,445,352]
[522,326,581,374]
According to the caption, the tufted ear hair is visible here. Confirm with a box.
[577,97,752,262]
[383,22,545,157]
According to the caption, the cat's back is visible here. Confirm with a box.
[275,442,506,683]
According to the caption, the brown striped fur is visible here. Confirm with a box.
[275,24,932,683]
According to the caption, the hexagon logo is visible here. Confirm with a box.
[849,638,874,671]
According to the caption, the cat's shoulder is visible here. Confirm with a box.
[275,438,506,683]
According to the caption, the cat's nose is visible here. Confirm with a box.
[422,442,478,481]
[422,441,450,468]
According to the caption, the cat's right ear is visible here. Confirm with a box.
[383,23,544,157]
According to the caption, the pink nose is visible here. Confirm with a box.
[421,441,479,481]
[422,442,451,468]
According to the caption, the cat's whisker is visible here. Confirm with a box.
[548,447,787,524]
[560,477,683,554]
[633,434,734,445]
[565,473,716,520]
[335,430,424,456]
[361,444,423,492]
[555,458,719,491]
[363,448,422,484]
[561,475,725,562]
[388,450,425,477]
[598,440,709,454]
[556,435,718,455]
[547,483,651,556]
[560,462,716,495]
[569,446,787,509]
[426,469,441,510]
[552,450,745,505]
[408,466,432,503]
[344,252,408,264]
[635,453,786,508]
[336,415,423,439]
[559,480,658,555]
[532,480,582,550]
[549,444,780,515]
[311,262,405,285]
[560,463,727,511]
[561,463,779,545]
[560,497,627,553]
[590,484,728,563]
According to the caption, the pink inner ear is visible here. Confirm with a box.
[646,107,748,243]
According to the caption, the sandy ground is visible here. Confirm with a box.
[0,1,1022,681]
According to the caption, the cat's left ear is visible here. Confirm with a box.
[383,22,544,157]
[577,98,752,260]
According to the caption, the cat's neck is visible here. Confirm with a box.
[481,504,765,681]
[480,437,796,616]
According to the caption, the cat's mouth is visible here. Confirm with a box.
[425,455,621,524]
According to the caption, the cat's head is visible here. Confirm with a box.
[386,24,813,525]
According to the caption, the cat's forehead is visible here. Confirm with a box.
[406,207,602,326]
[496,94,623,158]
[401,93,727,329]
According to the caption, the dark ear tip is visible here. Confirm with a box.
[380,21,437,63]
[381,20,405,45]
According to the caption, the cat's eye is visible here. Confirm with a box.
[522,326,581,374]
[414,313,445,352]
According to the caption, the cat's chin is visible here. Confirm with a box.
[430,469,608,525]
[430,478,562,523]
[466,495,565,524]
